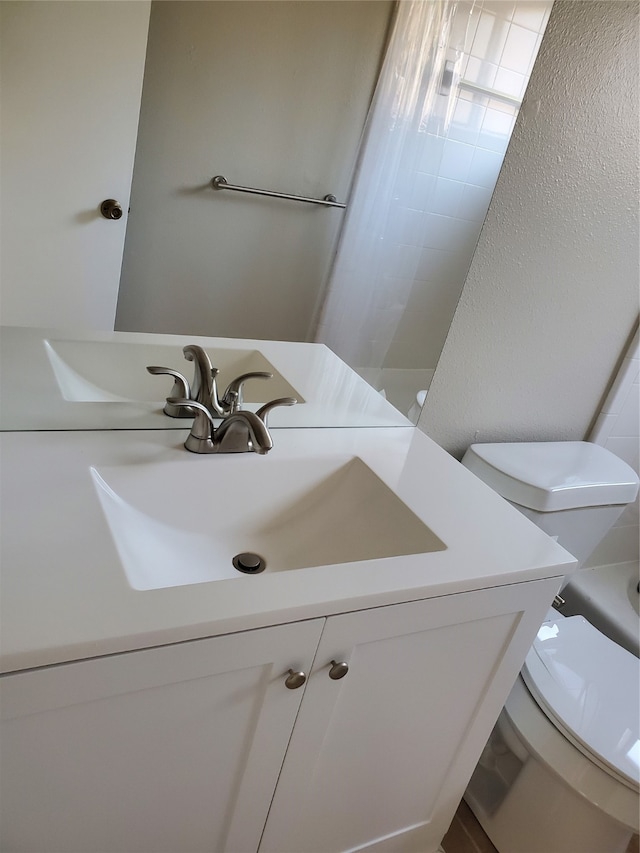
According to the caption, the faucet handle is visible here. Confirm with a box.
[147,367,194,418]
[256,397,297,427]
[221,372,273,413]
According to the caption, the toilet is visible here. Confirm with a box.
[461,441,640,853]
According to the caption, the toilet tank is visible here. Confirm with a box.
[462,442,639,566]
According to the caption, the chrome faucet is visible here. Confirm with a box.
[168,396,297,454]
[148,345,273,418]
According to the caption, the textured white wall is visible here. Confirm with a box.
[418,1,639,458]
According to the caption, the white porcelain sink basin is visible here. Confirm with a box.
[91,455,445,590]
[44,339,302,405]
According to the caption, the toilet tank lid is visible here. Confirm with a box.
[462,441,639,511]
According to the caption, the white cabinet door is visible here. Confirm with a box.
[260,579,558,853]
[0,1,150,330]
[0,619,324,853]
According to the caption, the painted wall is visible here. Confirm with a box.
[418,0,639,458]
[116,1,391,342]
[0,1,150,330]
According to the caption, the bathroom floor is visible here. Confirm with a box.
[441,799,640,853]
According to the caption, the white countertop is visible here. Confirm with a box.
[0,426,576,673]
[0,326,410,430]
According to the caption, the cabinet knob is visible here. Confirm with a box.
[100,199,123,220]
[328,660,349,680]
[285,669,307,689]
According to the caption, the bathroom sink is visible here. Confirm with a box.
[44,338,302,405]
[91,454,445,590]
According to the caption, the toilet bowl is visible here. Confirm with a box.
[461,441,640,853]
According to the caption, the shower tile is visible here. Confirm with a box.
[416,246,470,282]
[590,412,617,445]
[446,123,481,148]
[448,100,486,146]
[609,383,640,437]
[431,178,466,217]
[494,67,527,98]
[602,356,639,414]
[463,56,498,89]
[471,12,510,65]
[500,24,539,74]
[486,94,519,115]
[481,1,516,22]
[512,2,550,33]
[381,242,422,279]
[439,139,475,181]
[529,33,544,73]
[468,147,504,188]
[478,107,515,152]
[584,523,640,568]
[421,213,459,251]
[388,207,427,247]
[475,132,509,156]
[605,436,639,474]
[374,278,412,312]
[406,171,437,211]
[419,134,446,175]
[458,184,494,222]
[481,106,516,134]
[459,7,481,55]
[614,498,640,528]
[451,218,483,254]
[421,213,480,255]
[388,281,461,367]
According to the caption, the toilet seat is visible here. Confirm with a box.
[521,616,639,790]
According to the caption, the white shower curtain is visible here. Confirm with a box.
[314,0,460,371]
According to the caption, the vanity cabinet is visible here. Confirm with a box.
[0,619,325,853]
[260,580,556,853]
[0,578,558,853]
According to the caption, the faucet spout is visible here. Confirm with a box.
[215,411,273,454]
[182,345,225,416]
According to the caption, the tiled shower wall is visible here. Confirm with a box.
[586,327,640,568]
[383,0,552,372]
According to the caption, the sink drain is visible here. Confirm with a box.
[233,552,266,574]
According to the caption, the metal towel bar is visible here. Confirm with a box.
[211,175,346,209]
